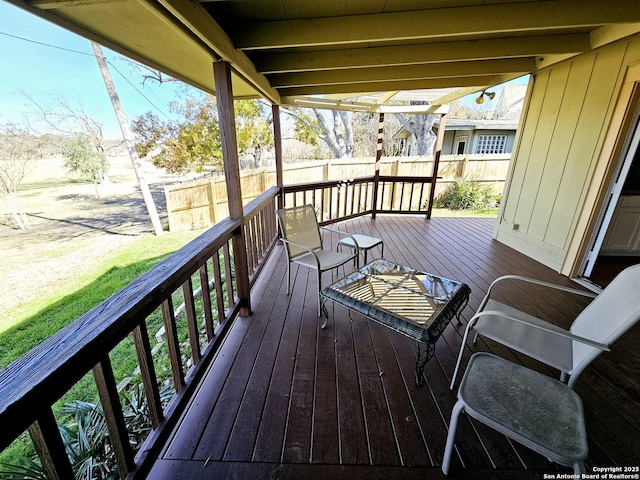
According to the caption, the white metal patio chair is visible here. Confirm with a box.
[443,353,589,475]
[276,205,358,316]
[450,264,640,390]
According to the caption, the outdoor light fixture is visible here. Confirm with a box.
[475,90,496,105]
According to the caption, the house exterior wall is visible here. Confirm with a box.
[495,34,640,272]
[442,129,516,155]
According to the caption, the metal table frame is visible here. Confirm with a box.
[321,259,470,385]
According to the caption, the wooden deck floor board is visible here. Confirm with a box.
[150,216,640,478]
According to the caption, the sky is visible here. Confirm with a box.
[0,0,186,139]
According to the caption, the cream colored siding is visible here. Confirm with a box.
[497,37,638,270]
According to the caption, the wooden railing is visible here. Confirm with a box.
[0,188,279,479]
[0,175,433,478]
[282,175,435,224]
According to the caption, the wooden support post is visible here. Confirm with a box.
[272,104,284,210]
[426,113,447,219]
[93,355,135,479]
[371,113,385,219]
[214,60,252,316]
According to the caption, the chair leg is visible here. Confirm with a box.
[450,320,475,390]
[317,269,322,315]
[442,400,465,475]
[286,261,291,295]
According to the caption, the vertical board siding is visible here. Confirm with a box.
[528,57,594,241]
[549,45,628,250]
[498,35,640,270]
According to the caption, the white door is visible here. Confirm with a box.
[582,114,640,277]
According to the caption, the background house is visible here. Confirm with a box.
[393,85,526,156]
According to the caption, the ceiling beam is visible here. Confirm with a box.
[256,34,591,74]
[156,0,280,103]
[235,0,640,50]
[28,0,126,9]
[278,75,510,97]
[268,58,535,88]
[280,96,451,113]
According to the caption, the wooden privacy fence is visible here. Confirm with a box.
[165,154,511,231]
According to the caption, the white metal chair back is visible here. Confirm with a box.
[571,264,640,376]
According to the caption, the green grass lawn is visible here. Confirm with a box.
[0,228,205,467]
[0,229,204,368]
[431,207,499,218]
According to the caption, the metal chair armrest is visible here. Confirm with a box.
[470,310,610,351]
[477,275,597,312]
[279,237,322,268]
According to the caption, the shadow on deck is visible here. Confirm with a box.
[148,216,640,479]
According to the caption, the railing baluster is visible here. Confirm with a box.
[199,263,215,341]
[182,277,201,365]
[409,182,420,210]
[223,242,235,304]
[350,181,356,216]
[29,407,75,480]
[93,354,135,479]
[162,297,185,392]
[329,186,334,221]
[134,323,163,428]
[213,251,226,323]
[364,181,369,211]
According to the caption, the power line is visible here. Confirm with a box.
[0,30,172,120]
[0,31,94,57]
[105,60,172,120]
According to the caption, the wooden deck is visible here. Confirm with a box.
[147,216,640,479]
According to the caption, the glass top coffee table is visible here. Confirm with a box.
[321,259,471,385]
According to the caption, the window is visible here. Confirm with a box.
[475,135,507,154]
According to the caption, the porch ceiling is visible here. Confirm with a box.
[8,0,640,108]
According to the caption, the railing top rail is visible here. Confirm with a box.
[282,176,374,192]
[0,216,240,442]
[243,186,279,216]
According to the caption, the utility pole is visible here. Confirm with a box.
[91,41,164,236]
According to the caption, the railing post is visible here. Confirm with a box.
[426,112,447,219]
[272,104,284,210]
[371,112,385,219]
[214,60,252,316]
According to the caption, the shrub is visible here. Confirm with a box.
[435,176,499,210]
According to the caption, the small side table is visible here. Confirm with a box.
[337,234,384,267]
[443,353,588,475]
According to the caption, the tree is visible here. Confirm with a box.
[235,100,274,169]
[131,94,273,173]
[394,101,437,156]
[132,95,222,174]
[21,92,112,196]
[285,104,438,158]
[284,107,355,158]
[0,123,38,229]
